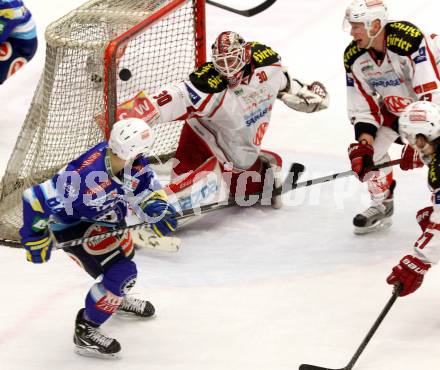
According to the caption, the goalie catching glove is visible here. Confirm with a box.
[279,78,329,113]
[140,190,178,237]
[22,233,53,263]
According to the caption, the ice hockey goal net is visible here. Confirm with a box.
[0,0,205,246]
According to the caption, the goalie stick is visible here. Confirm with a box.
[206,0,277,17]
[178,159,401,220]
[299,285,402,370]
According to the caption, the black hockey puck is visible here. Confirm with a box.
[119,68,132,81]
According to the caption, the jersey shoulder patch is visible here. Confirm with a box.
[428,152,440,190]
[250,42,281,68]
[386,21,423,56]
[189,62,228,94]
[343,41,367,73]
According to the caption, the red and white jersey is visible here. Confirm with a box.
[146,42,288,170]
[344,21,440,135]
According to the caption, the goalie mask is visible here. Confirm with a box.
[399,101,440,145]
[212,31,251,87]
[109,118,155,161]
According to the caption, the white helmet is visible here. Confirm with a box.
[212,31,251,79]
[108,117,155,160]
[399,101,440,144]
[344,0,388,33]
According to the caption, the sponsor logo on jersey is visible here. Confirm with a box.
[185,83,202,105]
[346,74,354,87]
[178,180,219,210]
[83,224,120,255]
[75,151,101,173]
[414,81,438,94]
[85,178,112,195]
[244,104,272,127]
[387,33,414,52]
[361,63,375,73]
[0,41,12,61]
[253,122,269,146]
[194,63,214,78]
[96,296,120,314]
[344,44,361,70]
[413,46,427,64]
[207,74,223,89]
[113,92,159,124]
[252,47,277,64]
[389,22,422,38]
[31,216,48,232]
[383,95,413,113]
[7,57,26,77]
[369,77,401,88]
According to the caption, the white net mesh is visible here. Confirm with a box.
[0,0,204,245]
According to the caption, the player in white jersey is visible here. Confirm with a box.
[112,31,329,212]
[386,101,440,296]
[343,0,440,234]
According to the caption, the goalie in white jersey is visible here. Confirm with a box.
[343,0,440,234]
[116,31,329,212]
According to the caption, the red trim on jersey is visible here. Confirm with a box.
[353,75,381,125]
[425,38,440,81]
[195,92,214,112]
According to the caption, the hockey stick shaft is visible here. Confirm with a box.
[206,0,277,17]
[52,159,400,249]
[299,285,401,370]
[290,159,401,192]
[52,163,305,249]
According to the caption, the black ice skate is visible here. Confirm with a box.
[353,197,394,234]
[73,308,121,359]
[117,296,155,318]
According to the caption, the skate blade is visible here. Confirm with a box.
[353,217,392,235]
[74,345,120,359]
[115,310,155,319]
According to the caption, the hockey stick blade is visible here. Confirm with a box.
[298,286,401,370]
[299,365,341,370]
[206,0,277,17]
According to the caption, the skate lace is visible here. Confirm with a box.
[122,297,146,314]
[86,327,113,348]
[363,205,384,218]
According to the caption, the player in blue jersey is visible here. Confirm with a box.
[19,117,178,358]
[0,0,37,84]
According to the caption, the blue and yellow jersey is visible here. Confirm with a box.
[0,0,36,43]
[19,141,162,243]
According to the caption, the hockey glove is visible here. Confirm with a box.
[22,234,53,264]
[279,80,329,113]
[400,144,424,171]
[141,190,177,237]
[347,142,374,182]
[416,206,433,232]
[387,255,430,296]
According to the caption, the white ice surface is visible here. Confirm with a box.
[1,1,440,370]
